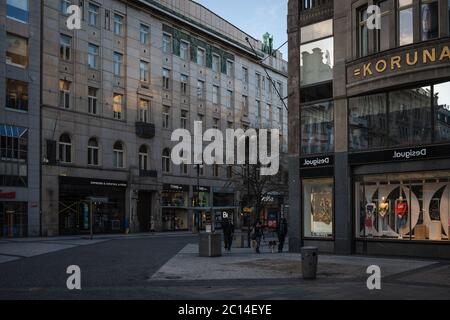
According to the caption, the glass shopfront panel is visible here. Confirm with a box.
[301,101,334,154]
[300,37,334,87]
[355,171,450,241]
[161,190,188,207]
[434,81,450,143]
[0,201,27,237]
[303,178,334,238]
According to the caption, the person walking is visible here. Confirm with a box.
[222,218,234,251]
[252,220,264,254]
[277,214,288,253]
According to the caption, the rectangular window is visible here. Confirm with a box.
[242,95,249,115]
[0,125,28,187]
[181,74,188,95]
[421,0,439,41]
[162,68,170,90]
[226,90,233,109]
[88,43,99,69]
[256,73,261,93]
[114,13,124,36]
[180,41,189,61]
[6,33,28,68]
[140,61,149,82]
[267,104,272,125]
[88,2,99,27]
[162,106,170,129]
[113,93,123,119]
[434,81,450,143]
[60,0,70,15]
[358,6,369,57]
[197,80,205,100]
[213,118,219,129]
[140,24,149,45]
[375,1,392,52]
[213,85,219,105]
[113,52,123,76]
[256,100,261,122]
[300,37,334,87]
[7,0,29,23]
[6,79,28,111]
[399,0,414,46]
[162,34,171,54]
[213,164,219,177]
[197,48,205,66]
[60,34,71,61]
[301,19,333,43]
[349,93,388,151]
[181,110,188,129]
[301,101,334,154]
[242,67,249,83]
[88,87,98,115]
[59,80,71,109]
[226,61,233,77]
[139,99,150,123]
[303,178,334,238]
[212,54,220,73]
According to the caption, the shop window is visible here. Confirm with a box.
[0,125,28,187]
[6,33,28,68]
[7,0,29,23]
[398,0,414,46]
[303,178,334,238]
[6,79,28,111]
[388,86,432,146]
[421,0,439,41]
[0,202,28,237]
[138,145,148,171]
[113,141,124,168]
[59,133,72,163]
[349,93,388,151]
[88,137,99,166]
[301,101,334,154]
[162,148,171,173]
[300,19,333,87]
[355,171,450,241]
[434,81,450,143]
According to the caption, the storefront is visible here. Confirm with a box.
[0,199,27,237]
[213,191,236,230]
[59,177,127,235]
[192,186,211,231]
[161,184,189,231]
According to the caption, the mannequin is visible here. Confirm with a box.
[379,197,389,232]
[365,202,377,236]
[395,196,408,237]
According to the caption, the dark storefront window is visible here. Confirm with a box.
[303,178,334,238]
[434,82,450,143]
[162,190,188,207]
[388,86,432,146]
[301,101,334,154]
[349,93,388,151]
[355,171,450,242]
[420,0,439,41]
[0,125,28,187]
[348,83,450,151]
[0,202,27,237]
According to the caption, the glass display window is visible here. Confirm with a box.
[303,178,334,238]
[161,191,188,207]
[355,171,450,241]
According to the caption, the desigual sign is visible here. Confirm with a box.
[392,148,427,160]
[348,41,450,83]
[301,156,334,168]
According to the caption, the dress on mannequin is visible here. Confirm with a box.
[395,196,408,231]
[365,203,377,236]
[379,197,389,231]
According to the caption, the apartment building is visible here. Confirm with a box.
[0,0,41,237]
[40,0,288,236]
[288,0,450,258]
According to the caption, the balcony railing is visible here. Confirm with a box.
[135,122,155,139]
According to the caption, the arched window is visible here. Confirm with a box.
[113,141,124,168]
[59,133,71,163]
[162,148,171,173]
[88,137,99,166]
[139,145,148,171]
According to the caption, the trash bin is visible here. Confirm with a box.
[199,232,222,257]
[301,246,318,280]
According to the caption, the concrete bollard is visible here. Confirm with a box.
[301,246,318,280]
[199,233,222,257]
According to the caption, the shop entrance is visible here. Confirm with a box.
[0,202,27,237]
[137,191,152,232]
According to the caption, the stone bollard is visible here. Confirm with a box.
[301,246,318,280]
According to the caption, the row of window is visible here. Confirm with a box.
[358,0,450,58]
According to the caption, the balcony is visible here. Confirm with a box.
[135,122,155,139]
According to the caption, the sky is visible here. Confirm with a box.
[194,0,288,59]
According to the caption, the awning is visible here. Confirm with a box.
[0,124,28,138]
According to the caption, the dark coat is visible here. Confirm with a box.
[277,218,288,238]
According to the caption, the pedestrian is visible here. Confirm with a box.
[277,213,288,253]
[222,218,234,251]
[252,220,264,254]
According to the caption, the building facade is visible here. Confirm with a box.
[40,0,288,236]
[288,0,450,258]
[0,0,41,237]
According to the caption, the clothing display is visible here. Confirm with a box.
[379,199,389,217]
[365,203,376,228]
[395,199,408,218]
